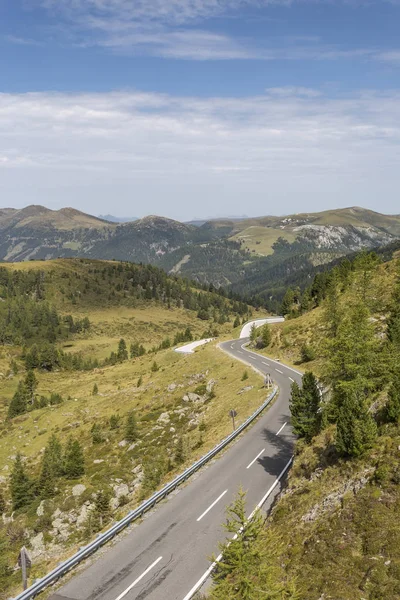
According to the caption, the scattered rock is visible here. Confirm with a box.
[128,443,138,452]
[76,503,95,527]
[206,379,216,393]
[157,412,170,424]
[188,417,200,431]
[167,383,177,392]
[132,464,142,475]
[169,427,176,433]
[238,386,253,394]
[93,459,104,464]
[36,500,46,517]
[183,392,204,403]
[72,484,86,497]
[118,440,128,448]
[113,483,129,499]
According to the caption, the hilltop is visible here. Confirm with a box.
[1,205,400,308]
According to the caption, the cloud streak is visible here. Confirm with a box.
[1,88,400,217]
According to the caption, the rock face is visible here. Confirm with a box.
[206,379,216,393]
[113,483,129,499]
[238,386,253,394]
[182,392,204,404]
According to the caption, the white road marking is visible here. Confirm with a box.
[237,350,243,354]
[114,556,163,600]
[183,457,294,600]
[262,361,270,366]
[249,356,256,360]
[288,377,295,383]
[276,422,287,436]
[197,490,228,522]
[275,368,283,374]
[246,448,265,469]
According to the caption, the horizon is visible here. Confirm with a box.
[1,202,399,224]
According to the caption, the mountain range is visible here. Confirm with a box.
[1,205,400,307]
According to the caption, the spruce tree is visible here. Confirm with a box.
[386,376,400,423]
[281,288,294,316]
[24,370,38,402]
[174,436,186,465]
[335,380,377,457]
[64,438,85,478]
[289,372,321,443]
[94,490,111,528]
[137,375,143,387]
[92,383,98,396]
[7,381,28,419]
[125,412,138,442]
[10,454,34,510]
[47,434,63,476]
[117,338,128,362]
[0,490,5,515]
[38,447,56,498]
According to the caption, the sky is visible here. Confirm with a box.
[1,1,400,221]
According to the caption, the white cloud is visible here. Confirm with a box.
[1,89,400,218]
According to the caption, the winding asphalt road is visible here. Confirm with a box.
[50,339,301,600]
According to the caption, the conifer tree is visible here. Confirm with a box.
[289,372,322,442]
[0,490,5,515]
[281,288,294,316]
[386,375,400,424]
[233,316,241,329]
[10,454,34,510]
[125,412,138,442]
[260,323,272,348]
[151,361,159,372]
[38,447,56,498]
[64,438,85,478]
[249,324,257,342]
[47,434,63,477]
[94,490,111,528]
[7,381,28,419]
[335,380,377,457]
[117,338,128,362]
[24,370,38,401]
[174,436,186,465]
[137,375,143,387]
[92,383,98,396]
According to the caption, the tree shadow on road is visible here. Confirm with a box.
[256,426,293,478]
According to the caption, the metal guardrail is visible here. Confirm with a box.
[13,387,278,600]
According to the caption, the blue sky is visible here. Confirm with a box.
[1,0,400,220]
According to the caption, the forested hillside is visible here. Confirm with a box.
[208,251,400,599]
[0,259,259,599]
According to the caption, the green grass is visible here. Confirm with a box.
[230,226,296,256]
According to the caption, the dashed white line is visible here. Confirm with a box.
[237,350,243,354]
[262,361,270,366]
[275,368,283,374]
[114,556,163,600]
[249,356,256,360]
[230,344,234,349]
[276,422,287,436]
[288,377,295,383]
[246,448,265,469]
[182,457,294,600]
[197,490,228,522]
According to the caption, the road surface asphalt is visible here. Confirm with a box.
[49,339,301,600]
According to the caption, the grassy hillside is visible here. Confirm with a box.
[207,253,400,600]
[0,258,267,599]
[1,206,400,308]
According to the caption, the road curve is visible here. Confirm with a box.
[49,341,301,600]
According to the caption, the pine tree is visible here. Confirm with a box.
[174,436,186,465]
[24,370,38,401]
[38,447,56,498]
[289,372,321,443]
[94,490,111,528]
[109,414,120,430]
[117,338,128,362]
[281,288,294,316]
[91,423,103,444]
[335,379,377,457]
[125,412,138,443]
[47,434,63,476]
[259,323,272,348]
[7,381,28,419]
[137,375,143,387]
[249,324,257,342]
[386,376,400,423]
[10,454,34,510]
[0,490,5,515]
[233,316,241,329]
[92,383,99,396]
[151,361,159,372]
[64,438,85,478]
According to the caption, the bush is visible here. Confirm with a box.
[300,344,316,363]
